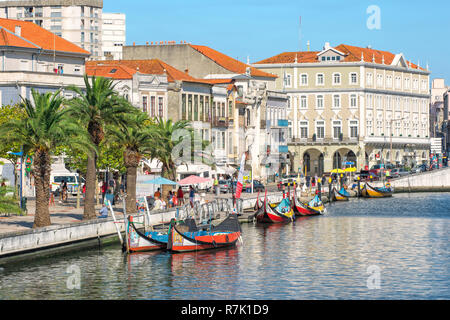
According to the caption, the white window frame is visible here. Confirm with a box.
[300,95,308,109]
[332,94,341,109]
[316,73,324,86]
[367,73,373,86]
[315,120,325,139]
[284,73,292,87]
[316,95,324,109]
[349,94,357,108]
[299,121,308,139]
[349,120,358,139]
[332,72,341,85]
[300,73,308,86]
[332,120,342,139]
[349,72,358,85]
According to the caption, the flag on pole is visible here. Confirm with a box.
[235,152,247,200]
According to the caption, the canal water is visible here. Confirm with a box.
[0,192,449,300]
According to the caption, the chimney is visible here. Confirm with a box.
[324,42,330,50]
[15,25,21,36]
[185,68,189,74]
[307,40,310,51]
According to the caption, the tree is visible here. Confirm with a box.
[0,90,92,228]
[107,112,155,213]
[67,75,136,220]
[149,118,212,201]
[0,104,27,197]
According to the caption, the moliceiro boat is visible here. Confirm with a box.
[361,182,393,198]
[255,191,295,223]
[167,214,242,253]
[292,194,325,216]
[127,215,168,253]
[331,187,350,201]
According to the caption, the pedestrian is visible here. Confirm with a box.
[49,183,55,206]
[214,175,219,195]
[168,191,174,208]
[189,185,195,207]
[312,176,316,188]
[177,187,184,205]
[154,188,161,198]
[98,203,108,218]
[101,181,107,203]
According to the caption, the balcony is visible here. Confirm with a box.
[288,137,359,146]
[212,116,229,128]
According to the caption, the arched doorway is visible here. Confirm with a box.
[303,152,311,175]
[333,151,342,169]
[346,150,357,168]
[318,153,324,175]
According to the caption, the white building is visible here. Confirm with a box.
[0,0,103,60]
[0,18,90,106]
[101,12,125,60]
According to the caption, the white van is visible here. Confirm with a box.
[50,172,84,196]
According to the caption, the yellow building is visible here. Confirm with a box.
[253,43,431,175]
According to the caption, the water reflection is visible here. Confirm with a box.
[0,193,449,299]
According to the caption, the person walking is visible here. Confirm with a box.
[189,185,195,208]
[177,187,184,205]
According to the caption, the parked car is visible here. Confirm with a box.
[412,164,427,173]
[390,168,410,178]
[356,170,379,181]
[231,180,265,193]
[369,163,395,177]
[218,180,232,193]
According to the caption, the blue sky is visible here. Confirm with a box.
[104,0,450,83]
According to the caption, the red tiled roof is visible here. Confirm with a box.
[85,63,137,80]
[254,44,424,70]
[0,18,90,55]
[86,59,218,84]
[189,44,277,78]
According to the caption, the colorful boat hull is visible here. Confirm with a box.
[127,216,168,253]
[255,197,294,223]
[331,187,349,201]
[361,183,393,198]
[292,195,325,216]
[167,215,241,253]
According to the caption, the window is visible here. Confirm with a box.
[367,120,373,135]
[404,78,410,89]
[333,73,341,85]
[395,77,401,89]
[367,94,373,109]
[194,95,198,121]
[316,73,324,85]
[350,73,357,84]
[142,96,148,113]
[200,96,204,120]
[158,97,164,117]
[299,121,308,139]
[316,95,324,109]
[404,98,410,112]
[284,73,292,87]
[188,95,193,120]
[333,95,340,108]
[377,74,383,87]
[396,97,401,111]
[421,80,427,91]
[316,121,325,139]
[413,79,419,90]
[300,96,308,109]
[300,74,308,86]
[349,120,358,138]
[350,94,357,108]
[376,95,382,109]
[376,120,383,136]
[150,96,156,117]
[332,120,342,139]
[181,94,186,120]
[205,98,210,121]
[367,73,373,86]
[386,75,393,88]
[386,96,392,111]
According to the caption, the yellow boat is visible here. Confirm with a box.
[361,183,393,198]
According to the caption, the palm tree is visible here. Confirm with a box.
[150,118,213,201]
[67,75,136,220]
[106,112,156,213]
[0,90,91,228]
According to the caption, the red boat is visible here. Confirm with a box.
[255,191,295,224]
[292,194,325,217]
[167,215,242,253]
